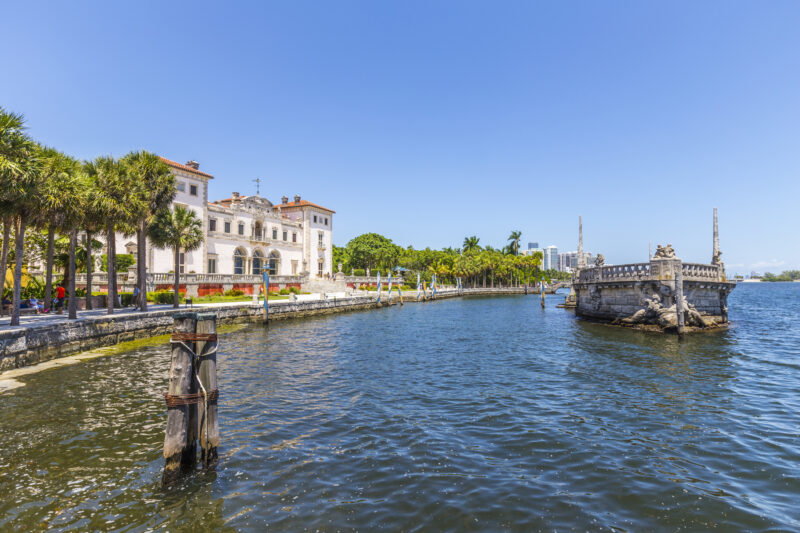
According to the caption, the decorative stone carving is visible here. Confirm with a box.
[653,244,675,259]
[594,254,605,267]
[620,291,710,329]
[337,262,343,273]
[712,249,722,265]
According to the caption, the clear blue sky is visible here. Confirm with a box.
[3,1,799,274]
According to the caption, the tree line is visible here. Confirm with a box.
[334,232,572,288]
[761,270,800,282]
[1,107,203,325]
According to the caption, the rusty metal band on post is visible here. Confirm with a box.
[170,332,218,342]
[164,389,220,407]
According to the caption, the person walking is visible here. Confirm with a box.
[133,285,141,310]
[54,283,66,314]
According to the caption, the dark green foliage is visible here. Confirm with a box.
[100,253,135,273]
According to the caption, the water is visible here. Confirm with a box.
[1,284,799,531]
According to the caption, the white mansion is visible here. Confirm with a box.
[118,158,334,279]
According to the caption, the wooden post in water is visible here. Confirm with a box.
[675,261,685,335]
[196,312,219,469]
[163,312,198,485]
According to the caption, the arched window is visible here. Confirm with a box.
[252,250,265,275]
[268,250,280,275]
[234,248,247,275]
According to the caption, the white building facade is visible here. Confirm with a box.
[117,158,334,278]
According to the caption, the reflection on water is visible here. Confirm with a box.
[1,284,799,531]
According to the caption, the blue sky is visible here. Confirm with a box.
[2,1,799,274]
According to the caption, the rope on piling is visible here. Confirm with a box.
[164,389,219,407]
[170,332,218,342]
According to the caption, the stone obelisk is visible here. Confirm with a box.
[577,216,584,268]
[712,207,720,263]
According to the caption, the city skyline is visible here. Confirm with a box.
[2,2,798,273]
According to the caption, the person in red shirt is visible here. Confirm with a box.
[54,284,66,314]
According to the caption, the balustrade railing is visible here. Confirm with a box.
[75,272,307,286]
[577,260,722,283]
[682,263,721,280]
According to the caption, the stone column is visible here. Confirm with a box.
[713,207,719,264]
[577,215,584,268]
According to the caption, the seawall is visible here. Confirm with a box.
[0,288,529,371]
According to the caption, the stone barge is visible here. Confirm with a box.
[572,256,735,332]
[567,208,736,333]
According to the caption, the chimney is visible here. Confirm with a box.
[293,194,301,204]
[232,192,240,199]
[185,160,199,170]
[281,196,288,204]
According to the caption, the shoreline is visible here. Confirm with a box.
[0,287,530,374]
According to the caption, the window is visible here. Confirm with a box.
[318,232,324,246]
[179,252,185,274]
[313,215,317,223]
[189,184,198,196]
[282,231,287,241]
[318,259,324,277]
[238,223,244,236]
[224,221,231,233]
[208,258,217,274]
[324,217,328,225]
[234,249,246,275]
[272,228,278,239]
[177,182,186,192]
[268,251,280,275]
[291,260,298,275]
[292,232,297,243]
[209,218,217,232]
[252,250,265,275]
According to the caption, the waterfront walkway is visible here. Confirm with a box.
[0,292,356,333]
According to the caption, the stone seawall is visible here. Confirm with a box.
[0,288,530,371]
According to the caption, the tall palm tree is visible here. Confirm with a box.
[0,107,40,325]
[462,235,480,253]
[36,147,81,311]
[507,230,522,256]
[122,151,175,312]
[149,205,204,308]
[91,156,136,315]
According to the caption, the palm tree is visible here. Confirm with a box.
[0,107,40,325]
[462,235,480,253]
[36,147,82,311]
[122,151,175,312]
[149,205,203,308]
[507,230,522,256]
[91,156,137,315]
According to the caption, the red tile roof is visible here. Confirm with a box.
[273,200,335,213]
[159,157,214,179]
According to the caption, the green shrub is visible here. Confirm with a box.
[268,291,279,297]
[352,268,366,276]
[279,288,290,295]
[119,292,134,306]
[101,253,135,273]
[224,289,245,297]
[289,286,300,294]
[149,290,181,304]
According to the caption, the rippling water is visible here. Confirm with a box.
[1,284,799,531]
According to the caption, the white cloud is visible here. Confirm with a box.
[750,259,786,270]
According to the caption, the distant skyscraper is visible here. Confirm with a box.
[528,242,539,250]
[543,245,558,270]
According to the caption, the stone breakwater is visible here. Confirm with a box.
[0,288,527,371]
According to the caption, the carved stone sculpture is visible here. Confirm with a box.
[712,249,722,265]
[620,291,709,329]
[594,254,605,267]
[653,244,675,259]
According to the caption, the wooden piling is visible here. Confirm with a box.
[196,312,219,469]
[163,312,198,485]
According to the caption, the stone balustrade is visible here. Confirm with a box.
[577,259,723,284]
